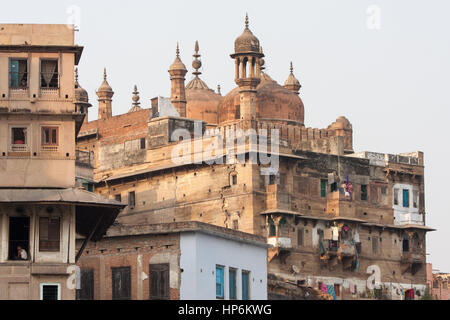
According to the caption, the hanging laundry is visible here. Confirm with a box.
[321,283,327,294]
[350,282,355,294]
[332,226,339,241]
[327,285,337,300]
[324,228,333,240]
[328,173,335,184]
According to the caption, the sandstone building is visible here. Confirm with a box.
[0,24,124,300]
[76,15,434,300]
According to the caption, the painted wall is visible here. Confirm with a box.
[180,231,267,300]
[393,183,422,225]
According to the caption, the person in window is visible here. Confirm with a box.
[17,246,28,260]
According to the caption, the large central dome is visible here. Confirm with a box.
[218,73,304,125]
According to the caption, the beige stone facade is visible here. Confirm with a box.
[0,24,123,300]
[75,16,434,300]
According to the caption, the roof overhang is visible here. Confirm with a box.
[0,45,84,65]
[0,187,125,241]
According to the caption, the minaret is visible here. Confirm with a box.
[284,62,301,95]
[96,68,114,120]
[230,14,264,121]
[168,43,187,117]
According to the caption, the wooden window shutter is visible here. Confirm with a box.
[149,263,170,300]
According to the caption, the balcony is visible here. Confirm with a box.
[267,236,292,249]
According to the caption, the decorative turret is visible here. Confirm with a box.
[73,68,92,123]
[168,43,187,117]
[96,68,114,120]
[128,85,142,113]
[284,62,301,95]
[230,13,264,121]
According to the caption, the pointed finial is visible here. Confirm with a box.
[290,61,294,74]
[176,42,180,58]
[217,84,221,95]
[75,67,79,82]
[103,68,107,81]
[132,84,140,107]
[194,40,199,55]
[245,13,249,29]
[192,40,202,77]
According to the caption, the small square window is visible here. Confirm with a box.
[11,127,27,145]
[41,127,59,146]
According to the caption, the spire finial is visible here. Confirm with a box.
[192,40,202,77]
[132,84,140,107]
[245,13,249,29]
[290,61,294,74]
[75,67,79,82]
[217,84,221,95]
[103,67,107,81]
[176,42,180,58]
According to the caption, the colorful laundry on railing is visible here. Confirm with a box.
[327,285,337,300]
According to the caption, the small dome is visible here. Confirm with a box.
[218,72,304,124]
[98,68,113,93]
[74,82,89,103]
[74,68,89,104]
[169,43,187,72]
[284,62,301,94]
[234,14,260,54]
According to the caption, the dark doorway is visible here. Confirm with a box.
[112,267,131,300]
[9,216,30,260]
[76,269,94,300]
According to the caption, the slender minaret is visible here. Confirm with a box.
[96,68,114,120]
[284,62,301,95]
[168,43,187,117]
[230,14,264,121]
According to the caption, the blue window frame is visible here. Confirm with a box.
[229,268,237,299]
[216,265,224,299]
[402,189,409,208]
[242,270,250,300]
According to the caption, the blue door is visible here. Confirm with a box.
[403,189,409,207]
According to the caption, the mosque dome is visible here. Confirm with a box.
[218,72,304,125]
[74,68,90,104]
[97,68,113,93]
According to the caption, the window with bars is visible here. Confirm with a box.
[320,180,327,197]
[41,284,60,300]
[11,127,28,151]
[149,263,170,300]
[9,59,28,88]
[39,217,60,252]
[40,60,58,88]
[41,127,59,146]
[112,267,131,300]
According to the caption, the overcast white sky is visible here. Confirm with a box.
[2,0,449,272]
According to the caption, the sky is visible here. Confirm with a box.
[2,0,449,272]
